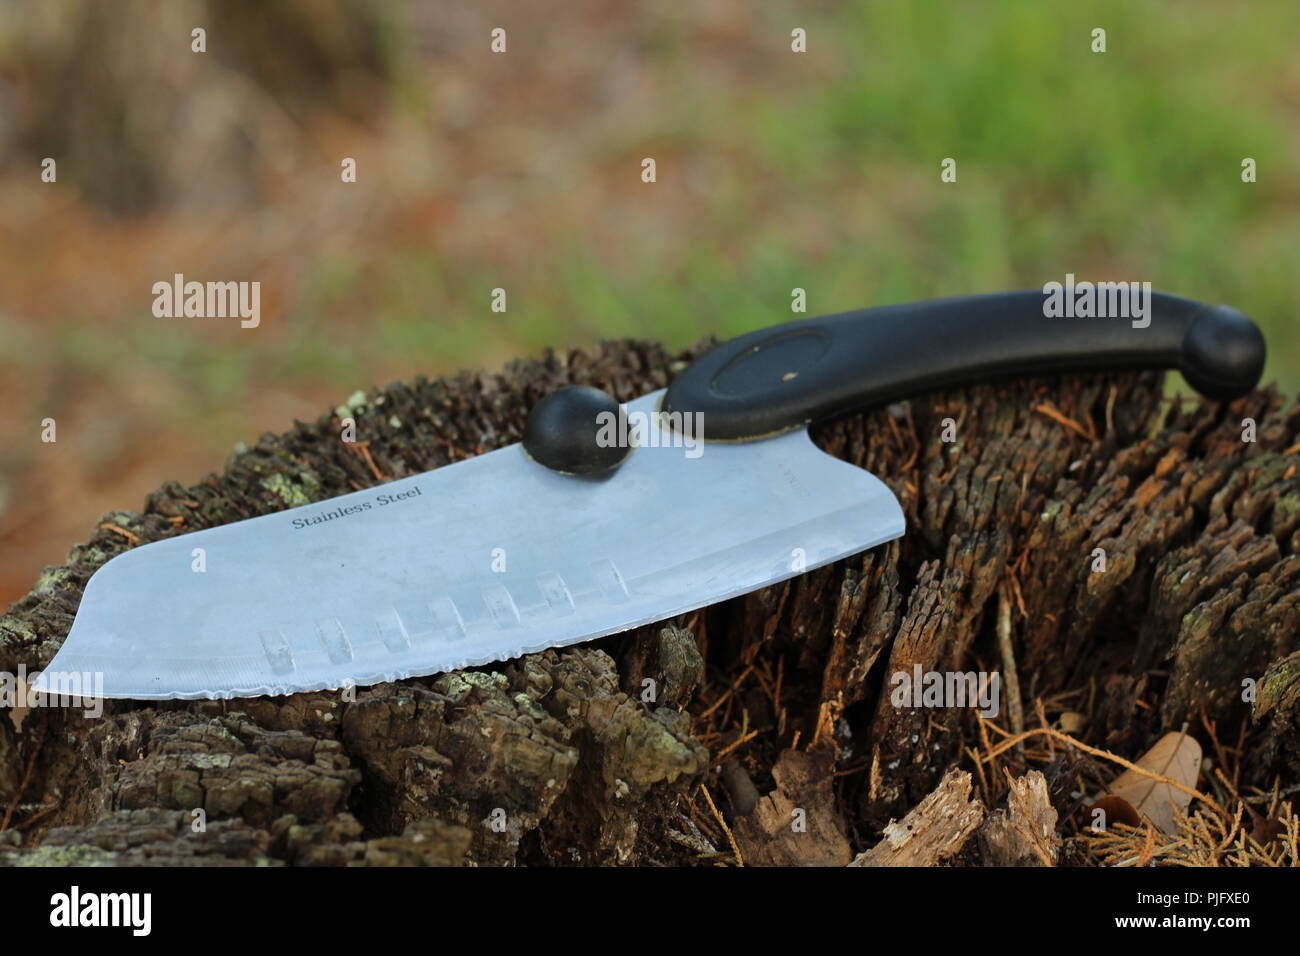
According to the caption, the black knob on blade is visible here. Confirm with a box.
[523,386,632,475]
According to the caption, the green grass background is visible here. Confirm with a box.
[317,0,1297,392]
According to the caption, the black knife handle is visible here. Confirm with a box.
[661,290,1266,441]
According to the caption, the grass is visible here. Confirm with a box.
[24,1,1300,411]
[283,0,1300,396]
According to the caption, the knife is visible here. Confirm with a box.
[33,290,1264,700]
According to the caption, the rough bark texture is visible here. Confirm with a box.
[2,338,1300,866]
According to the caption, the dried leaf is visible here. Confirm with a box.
[1249,817,1286,846]
[1102,732,1202,835]
[1051,711,1087,735]
[1088,794,1143,829]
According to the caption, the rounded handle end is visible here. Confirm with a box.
[1181,305,1266,400]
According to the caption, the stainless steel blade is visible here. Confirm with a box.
[33,390,905,700]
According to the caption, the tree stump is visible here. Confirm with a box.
[2,338,1299,865]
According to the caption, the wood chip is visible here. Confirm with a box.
[851,768,984,866]
[978,770,1059,866]
[733,747,852,866]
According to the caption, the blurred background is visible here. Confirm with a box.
[1,0,1298,609]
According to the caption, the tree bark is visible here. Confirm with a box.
[2,338,1299,865]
